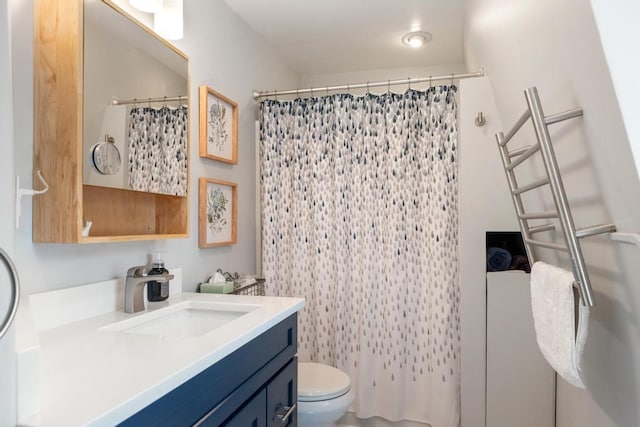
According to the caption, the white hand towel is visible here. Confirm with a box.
[530,261,589,388]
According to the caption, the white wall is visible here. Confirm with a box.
[464,0,640,426]
[458,76,517,426]
[0,0,17,425]
[589,1,640,183]
[10,0,299,295]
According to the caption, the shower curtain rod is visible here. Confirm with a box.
[111,95,187,106]
[253,67,485,100]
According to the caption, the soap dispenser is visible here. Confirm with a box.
[147,252,170,302]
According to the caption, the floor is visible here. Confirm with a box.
[336,413,429,427]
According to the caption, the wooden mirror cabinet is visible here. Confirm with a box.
[33,0,189,243]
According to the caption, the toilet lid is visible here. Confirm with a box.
[298,362,351,402]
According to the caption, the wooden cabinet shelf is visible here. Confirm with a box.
[33,0,189,243]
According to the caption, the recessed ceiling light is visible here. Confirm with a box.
[401,31,432,48]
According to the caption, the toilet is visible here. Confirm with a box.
[297,362,355,427]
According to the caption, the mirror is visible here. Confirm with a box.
[83,0,189,197]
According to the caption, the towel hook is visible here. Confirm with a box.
[16,170,49,229]
[475,112,486,127]
[408,77,411,91]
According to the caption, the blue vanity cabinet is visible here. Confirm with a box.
[118,314,297,427]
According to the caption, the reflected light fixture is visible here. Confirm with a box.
[129,0,162,14]
[154,0,184,40]
[401,31,432,48]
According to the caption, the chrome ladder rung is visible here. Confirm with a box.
[576,223,617,239]
[506,144,540,171]
[528,223,555,234]
[519,211,559,220]
[513,177,550,195]
[508,145,534,158]
[500,110,531,146]
[525,239,568,252]
[545,108,584,126]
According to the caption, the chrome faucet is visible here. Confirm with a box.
[125,266,175,314]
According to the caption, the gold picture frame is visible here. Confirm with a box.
[199,177,237,248]
[199,86,238,164]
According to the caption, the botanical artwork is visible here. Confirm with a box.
[199,178,237,248]
[199,86,238,164]
[208,102,228,152]
[207,186,228,234]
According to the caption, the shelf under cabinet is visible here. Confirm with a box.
[82,185,188,240]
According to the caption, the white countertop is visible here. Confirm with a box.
[18,290,304,427]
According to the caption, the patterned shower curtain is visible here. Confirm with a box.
[128,105,188,196]
[260,86,460,426]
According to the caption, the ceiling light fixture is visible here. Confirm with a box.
[154,0,184,40]
[401,31,432,48]
[129,0,162,14]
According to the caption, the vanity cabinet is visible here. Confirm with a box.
[119,314,298,427]
[33,0,189,243]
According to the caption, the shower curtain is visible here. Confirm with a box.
[128,105,188,196]
[260,86,460,426]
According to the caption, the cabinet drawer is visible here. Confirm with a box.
[267,359,297,427]
[119,314,297,427]
[216,359,298,427]
[219,389,267,427]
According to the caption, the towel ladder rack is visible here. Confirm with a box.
[495,87,616,307]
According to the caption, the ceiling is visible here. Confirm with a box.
[223,0,466,77]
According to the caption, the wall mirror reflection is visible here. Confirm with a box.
[83,0,189,197]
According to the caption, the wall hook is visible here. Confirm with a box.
[16,170,49,229]
[475,111,486,127]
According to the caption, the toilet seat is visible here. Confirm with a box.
[298,362,351,402]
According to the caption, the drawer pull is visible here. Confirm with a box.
[276,404,296,425]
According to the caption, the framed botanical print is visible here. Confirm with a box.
[199,177,237,248]
[199,85,238,164]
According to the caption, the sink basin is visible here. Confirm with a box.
[101,300,260,338]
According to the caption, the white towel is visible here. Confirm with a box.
[530,261,589,388]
